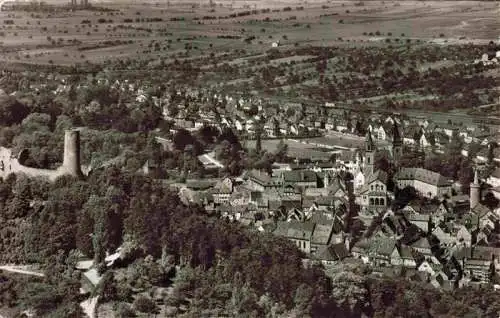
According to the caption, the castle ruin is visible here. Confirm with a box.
[0,129,84,181]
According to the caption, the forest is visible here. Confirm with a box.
[0,168,500,317]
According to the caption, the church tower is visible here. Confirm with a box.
[364,130,375,177]
[392,121,403,167]
[470,168,480,209]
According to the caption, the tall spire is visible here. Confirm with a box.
[364,130,375,176]
[393,121,402,145]
[473,168,479,185]
[365,130,375,152]
[392,120,403,168]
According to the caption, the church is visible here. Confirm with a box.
[355,121,402,213]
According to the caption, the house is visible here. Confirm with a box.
[418,133,431,148]
[353,170,365,191]
[390,244,416,268]
[432,202,450,223]
[310,222,335,254]
[374,125,387,141]
[336,150,362,173]
[463,246,500,282]
[437,123,459,138]
[492,186,500,201]
[278,170,319,189]
[369,237,398,266]
[211,177,234,204]
[395,168,452,198]
[430,271,455,290]
[456,226,472,246]
[350,239,371,264]
[447,195,471,216]
[410,237,433,256]
[487,167,500,188]
[407,213,432,233]
[464,259,491,282]
[418,260,437,277]
[315,243,350,266]
[246,169,279,191]
[229,188,251,207]
[403,125,422,145]
[273,220,315,253]
[432,226,455,246]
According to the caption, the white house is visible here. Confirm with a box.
[418,260,437,276]
[353,170,365,190]
[418,134,430,148]
[487,168,500,188]
[375,126,387,141]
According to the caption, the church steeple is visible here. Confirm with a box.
[364,130,375,176]
[365,130,375,152]
[392,121,403,166]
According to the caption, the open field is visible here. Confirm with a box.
[0,1,497,65]
[246,139,334,160]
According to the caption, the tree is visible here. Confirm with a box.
[20,113,51,133]
[19,282,63,316]
[255,123,263,154]
[275,139,288,162]
[172,128,196,152]
[293,284,313,316]
[330,271,370,316]
[487,142,497,165]
[484,192,500,210]
[0,96,30,126]
[133,296,159,314]
[398,149,425,168]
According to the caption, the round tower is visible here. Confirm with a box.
[62,129,83,179]
[470,168,480,209]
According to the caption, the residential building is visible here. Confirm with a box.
[390,244,416,268]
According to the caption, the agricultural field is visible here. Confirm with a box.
[0,1,497,65]
[0,0,497,117]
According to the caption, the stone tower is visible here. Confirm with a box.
[392,121,403,167]
[62,129,83,179]
[470,168,480,209]
[364,130,375,177]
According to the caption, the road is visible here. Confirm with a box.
[81,296,99,318]
[0,265,44,277]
